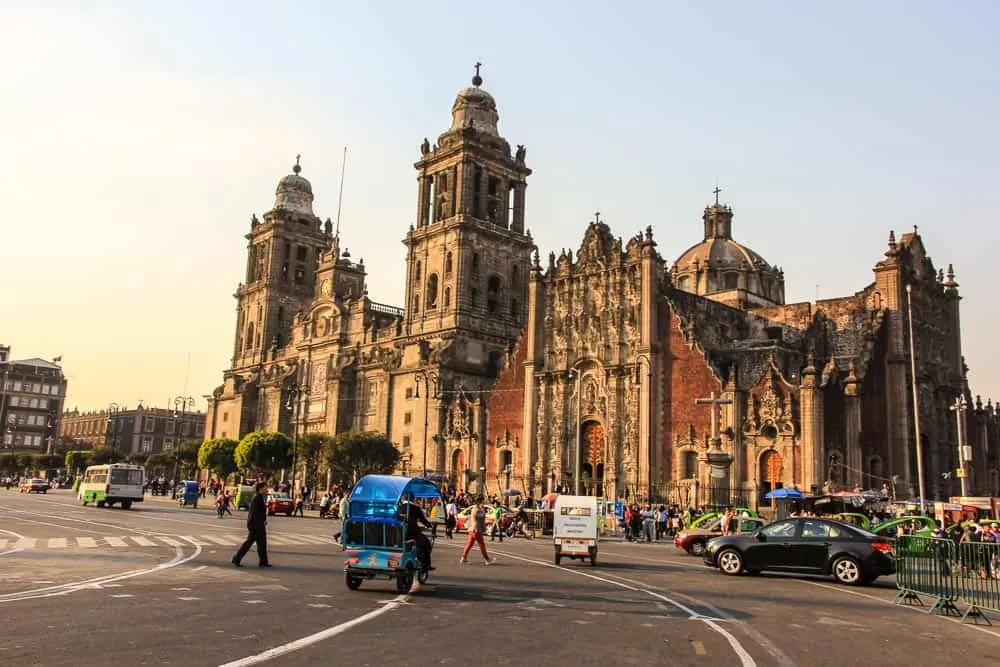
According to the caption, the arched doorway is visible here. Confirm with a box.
[581,421,605,496]
[759,450,784,504]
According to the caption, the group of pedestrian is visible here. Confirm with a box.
[622,504,687,542]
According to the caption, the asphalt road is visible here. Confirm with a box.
[2,489,998,667]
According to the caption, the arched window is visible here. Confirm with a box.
[724,272,739,290]
[682,451,698,479]
[443,287,451,308]
[487,275,501,314]
[412,294,420,313]
[511,264,520,288]
[245,323,255,351]
[445,252,453,275]
[510,298,519,321]
[471,252,480,277]
[426,274,439,309]
[414,261,422,282]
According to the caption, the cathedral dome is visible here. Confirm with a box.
[449,66,499,136]
[273,157,315,215]
[671,201,785,307]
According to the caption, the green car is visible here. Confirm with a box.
[871,515,936,540]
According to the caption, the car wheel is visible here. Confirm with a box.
[345,572,362,590]
[832,556,862,585]
[690,541,707,557]
[121,501,132,510]
[717,549,744,576]
[396,565,414,593]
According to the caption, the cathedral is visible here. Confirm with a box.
[205,68,1000,507]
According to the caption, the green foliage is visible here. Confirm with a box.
[33,454,62,469]
[86,447,120,466]
[65,450,89,472]
[0,453,17,472]
[323,430,400,486]
[145,452,172,471]
[295,432,330,487]
[174,440,202,477]
[235,431,292,475]
[198,438,239,480]
[15,453,35,469]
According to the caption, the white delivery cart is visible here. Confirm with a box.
[552,495,599,566]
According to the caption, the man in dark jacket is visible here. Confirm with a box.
[232,482,271,568]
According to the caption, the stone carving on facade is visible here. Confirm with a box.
[446,393,473,441]
[310,359,328,396]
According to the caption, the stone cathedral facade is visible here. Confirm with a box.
[206,68,1000,505]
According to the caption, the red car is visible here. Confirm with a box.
[20,478,49,494]
[266,492,296,516]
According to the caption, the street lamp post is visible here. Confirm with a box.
[504,463,512,507]
[950,395,969,497]
[286,385,307,492]
[414,370,441,478]
[905,284,928,513]
[106,403,120,457]
[171,396,195,498]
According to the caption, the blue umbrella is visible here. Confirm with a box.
[765,487,803,500]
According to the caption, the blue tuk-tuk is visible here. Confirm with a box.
[177,480,199,508]
[342,475,443,593]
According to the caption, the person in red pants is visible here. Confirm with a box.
[460,497,495,565]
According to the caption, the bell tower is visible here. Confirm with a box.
[404,64,534,345]
[232,158,333,370]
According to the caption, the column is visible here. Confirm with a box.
[800,356,824,494]
[511,182,526,233]
[844,364,862,488]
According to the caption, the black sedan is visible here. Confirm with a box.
[703,517,895,585]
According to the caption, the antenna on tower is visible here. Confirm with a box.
[335,146,347,239]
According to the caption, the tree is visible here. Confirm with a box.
[65,450,89,473]
[235,431,292,478]
[145,452,172,474]
[0,453,16,473]
[198,438,239,481]
[323,430,400,487]
[174,440,202,478]
[86,447,120,466]
[15,453,35,470]
[295,432,330,489]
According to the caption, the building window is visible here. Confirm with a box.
[470,288,478,308]
[182,422,191,436]
[414,261,422,282]
[404,412,412,425]
[38,398,48,409]
[426,274,439,309]
[682,451,698,479]
[294,267,305,284]
[445,252,453,275]
[444,287,451,308]
[405,387,413,399]
[413,294,421,313]
[676,276,690,291]
[144,418,155,433]
[511,265,519,288]
[510,299,519,321]
[296,245,307,262]
[166,421,176,435]
[724,272,739,290]
[162,437,174,449]
[29,398,39,408]
[486,275,501,314]
[144,436,156,452]
[222,412,229,422]
[402,435,411,450]
[471,252,480,277]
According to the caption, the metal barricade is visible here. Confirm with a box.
[895,535,1000,624]
[524,509,553,537]
[894,536,960,615]
[954,540,1000,624]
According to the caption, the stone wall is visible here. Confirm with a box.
[484,337,527,486]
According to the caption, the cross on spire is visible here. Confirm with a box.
[293,154,302,174]
[594,211,601,224]
[713,185,722,206]
[472,62,483,87]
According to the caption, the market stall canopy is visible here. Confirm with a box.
[765,488,804,500]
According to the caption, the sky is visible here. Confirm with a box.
[2,1,999,412]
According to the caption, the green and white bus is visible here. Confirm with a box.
[78,463,145,509]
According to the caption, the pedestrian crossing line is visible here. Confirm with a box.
[158,536,184,547]
[180,535,209,546]
[0,533,339,551]
[130,536,157,547]
[77,537,98,548]
[199,535,240,546]
[104,537,128,548]
[265,535,300,545]
[15,538,37,549]
[48,538,68,549]
[294,534,333,544]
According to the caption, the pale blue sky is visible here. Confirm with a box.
[2,1,998,411]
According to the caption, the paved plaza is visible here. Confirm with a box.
[2,490,998,666]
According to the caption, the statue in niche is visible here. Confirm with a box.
[421,138,430,155]
[515,145,526,164]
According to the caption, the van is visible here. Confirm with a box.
[552,495,599,566]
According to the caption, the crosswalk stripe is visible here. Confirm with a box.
[265,535,299,545]
[77,537,97,548]
[158,536,183,547]
[48,538,68,548]
[15,538,38,549]
[200,535,239,546]
[104,537,128,547]
[130,536,156,547]
[295,535,332,544]
[179,535,208,546]
[0,539,8,550]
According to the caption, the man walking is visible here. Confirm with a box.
[232,482,271,568]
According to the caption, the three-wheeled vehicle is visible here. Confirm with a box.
[342,475,444,593]
[177,480,199,508]
[553,494,599,566]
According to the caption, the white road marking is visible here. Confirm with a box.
[0,540,7,551]
[244,600,266,604]
[104,537,128,547]
[14,538,37,550]
[130,536,157,547]
[171,587,192,591]
[265,535,300,545]
[158,537,184,547]
[200,535,240,546]
[110,594,134,598]
[47,538,68,549]
[178,596,202,601]
[219,595,408,666]
[307,603,331,608]
[180,535,209,545]
[77,537,97,548]
[481,548,756,667]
